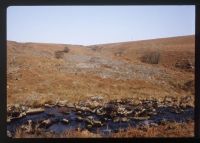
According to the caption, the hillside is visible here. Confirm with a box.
[7,35,195,106]
[7,35,195,137]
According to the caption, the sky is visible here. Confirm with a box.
[7,6,195,46]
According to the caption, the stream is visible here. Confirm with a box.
[7,105,194,136]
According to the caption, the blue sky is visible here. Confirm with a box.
[7,6,195,45]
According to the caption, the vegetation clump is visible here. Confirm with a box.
[63,46,70,53]
[55,51,64,59]
[54,46,70,59]
[141,51,160,64]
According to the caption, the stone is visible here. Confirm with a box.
[21,106,27,111]
[133,116,150,120]
[39,119,52,128]
[7,130,12,138]
[62,118,69,124]
[7,118,11,123]
[116,99,121,103]
[113,117,120,123]
[90,96,104,101]
[21,120,34,133]
[150,123,158,127]
[76,116,84,121]
[8,111,27,121]
[96,109,106,116]
[86,124,92,129]
[44,104,55,108]
[93,120,103,127]
[76,111,82,115]
[159,119,168,125]
[66,103,75,108]
[57,100,68,107]
[88,101,100,109]
[85,118,93,125]
[121,117,129,122]
[117,107,126,114]
[26,108,44,115]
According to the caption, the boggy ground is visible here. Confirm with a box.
[7,96,194,138]
[7,35,195,137]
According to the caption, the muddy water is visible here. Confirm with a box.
[7,106,194,136]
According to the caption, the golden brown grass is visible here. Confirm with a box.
[7,35,195,107]
[111,121,194,138]
[14,128,101,138]
[13,121,194,138]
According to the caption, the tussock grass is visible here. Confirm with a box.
[111,121,194,137]
[54,51,64,59]
[141,51,160,64]
[63,46,70,53]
